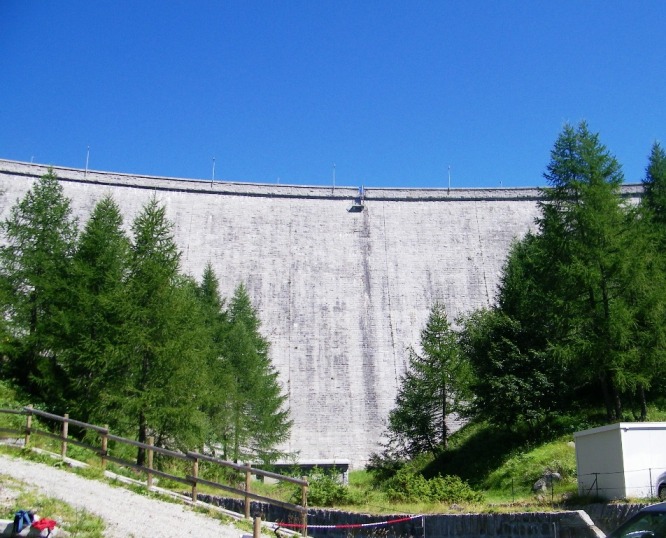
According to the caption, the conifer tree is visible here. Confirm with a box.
[59,195,130,424]
[115,198,210,463]
[537,123,637,420]
[457,232,574,430]
[460,134,666,425]
[620,212,666,419]
[642,142,666,226]
[623,142,666,417]
[460,307,556,430]
[0,169,78,407]
[387,303,471,457]
[223,283,291,462]
[195,263,235,450]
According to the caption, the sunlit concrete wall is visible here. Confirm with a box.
[0,160,642,468]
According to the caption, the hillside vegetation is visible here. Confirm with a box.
[365,123,666,511]
[0,174,291,466]
[3,122,666,516]
[3,376,666,516]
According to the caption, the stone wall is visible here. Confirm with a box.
[198,495,609,538]
[0,160,643,468]
[583,504,644,535]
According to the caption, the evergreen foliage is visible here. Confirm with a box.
[118,198,210,462]
[59,195,130,424]
[0,169,78,408]
[0,175,291,465]
[386,303,471,458]
[223,283,291,462]
[385,124,666,464]
[5,128,666,480]
[195,263,235,450]
[460,309,557,431]
[536,122,656,420]
[460,234,574,430]
[642,142,666,226]
[459,124,666,428]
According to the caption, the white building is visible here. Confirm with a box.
[575,422,666,500]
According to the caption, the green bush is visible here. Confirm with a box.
[384,469,483,503]
[482,437,576,492]
[0,380,25,432]
[366,450,405,483]
[292,468,351,507]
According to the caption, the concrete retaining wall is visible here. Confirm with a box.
[0,159,643,468]
[583,504,644,535]
[198,495,609,538]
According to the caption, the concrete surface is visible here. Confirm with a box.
[0,159,642,468]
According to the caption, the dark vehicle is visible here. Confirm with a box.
[656,472,666,501]
[608,502,666,538]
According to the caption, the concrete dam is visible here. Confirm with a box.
[0,159,642,468]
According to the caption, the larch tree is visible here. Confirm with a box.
[195,263,235,451]
[619,210,666,419]
[223,283,291,463]
[59,195,130,425]
[0,169,78,408]
[622,142,666,418]
[642,142,666,227]
[387,303,471,458]
[116,197,210,464]
[537,122,638,420]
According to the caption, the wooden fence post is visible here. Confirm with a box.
[147,436,154,489]
[244,464,252,519]
[191,455,198,502]
[24,405,32,448]
[61,413,69,459]
[253,516,261,538]
[301,475,308,537]
[101,425,109,470]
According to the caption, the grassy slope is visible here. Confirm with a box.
[5,379,666,515]
[345,408,666,513]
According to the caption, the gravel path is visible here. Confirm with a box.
[0,454,245,537]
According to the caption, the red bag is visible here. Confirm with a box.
[32,517,57,531]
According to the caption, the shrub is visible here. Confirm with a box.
[366,450,405,484]
[384,468,483,503]
[292,468,351,507]
[428,474,484,503]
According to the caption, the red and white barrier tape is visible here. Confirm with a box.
[274,515,422,530]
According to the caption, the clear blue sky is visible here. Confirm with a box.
[1,2,665,189]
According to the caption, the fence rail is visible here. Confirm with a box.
[0,406,309,534]
[578,467,666,500]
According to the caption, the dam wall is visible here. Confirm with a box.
[0,159,642,468]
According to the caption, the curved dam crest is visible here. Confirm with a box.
[0,160,643,468]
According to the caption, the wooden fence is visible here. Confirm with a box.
[0,406,309,535]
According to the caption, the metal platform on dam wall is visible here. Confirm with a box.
[0,160,642,468]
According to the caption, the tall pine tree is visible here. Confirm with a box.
[387,303,471,457]
[223,283,291,463]
[537,123,637,420]
[642,142,666,226]
[59,195,130,424]
[624,142,666,418]
[195,263,235,451]
[0,169,78,409]
[114,198,210,463]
